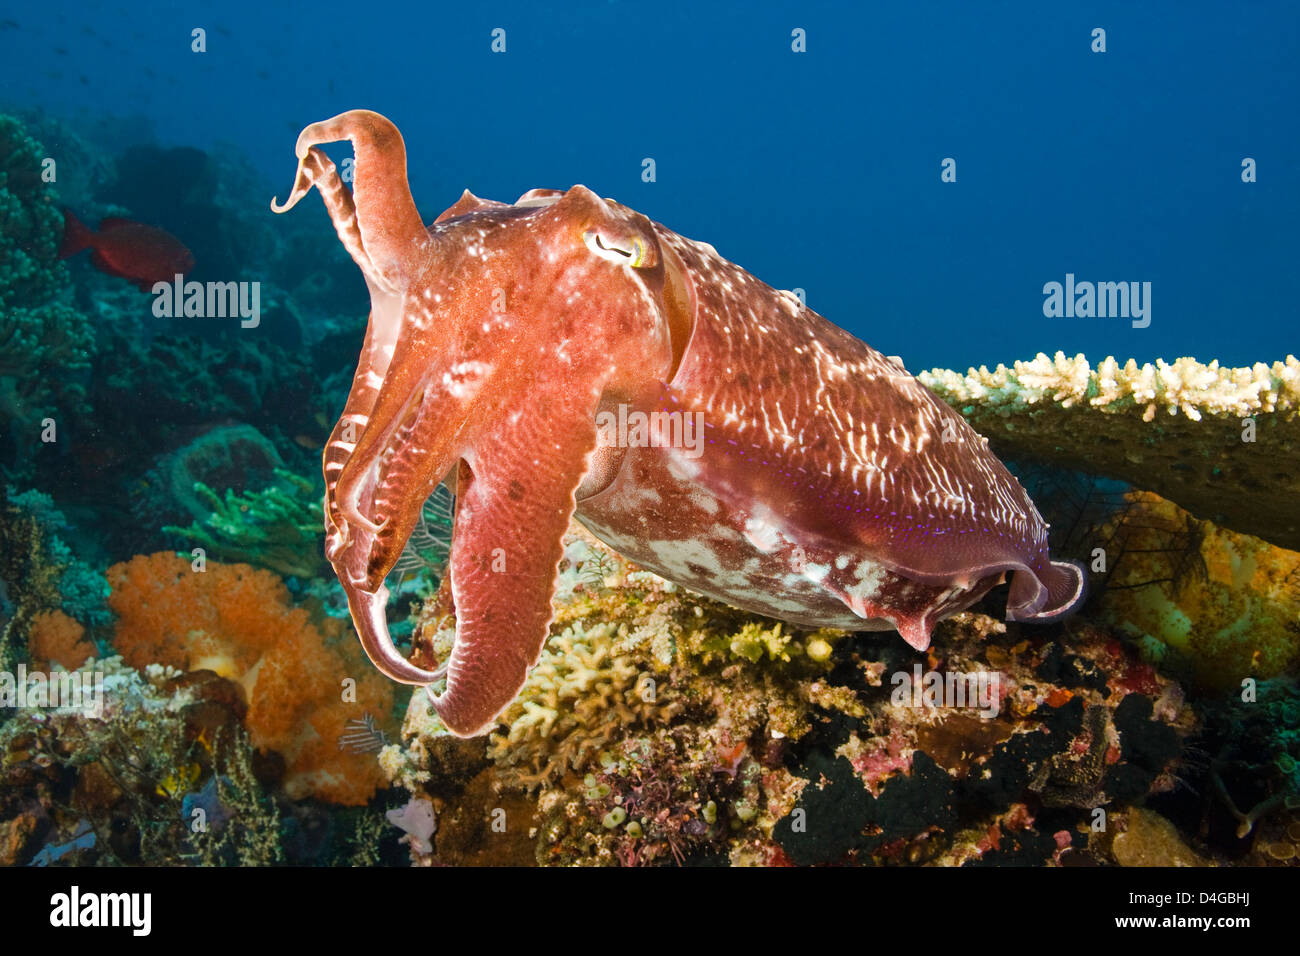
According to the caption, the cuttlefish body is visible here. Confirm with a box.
[273,110,1085,737]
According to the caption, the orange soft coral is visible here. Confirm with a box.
[106,552,394,805]
[28,610,96,670]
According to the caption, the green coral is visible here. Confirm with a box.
[0,114,66,311]
[131,423,284,532]
[164,468,325,579]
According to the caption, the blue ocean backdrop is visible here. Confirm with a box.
[4,0,1295,372]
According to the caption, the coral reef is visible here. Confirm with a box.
[377,522,1196,866]
[164,469,325,579]
[0,114,96,465]
[106,552,394,804]
[920,352,1300,551]
[27,610,96,671]
[128,424,285,541]
[1184,679,1300,855]
[482,623,673,791]
[6,487,111,629]
[0,654,218,866]
[0,651,405,865]
[380,525,839,865]
[0,115,69,313]
[769,618,1191,867]
[0,486,68,670]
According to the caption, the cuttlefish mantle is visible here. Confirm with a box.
[273,109,1085,737]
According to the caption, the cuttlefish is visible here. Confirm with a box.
[272,110,1085,738]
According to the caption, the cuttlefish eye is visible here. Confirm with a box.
[583,229,656,268]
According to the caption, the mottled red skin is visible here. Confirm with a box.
[272,110,1085,738]
[59,211,194,291]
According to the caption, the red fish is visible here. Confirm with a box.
[58,210,195,291]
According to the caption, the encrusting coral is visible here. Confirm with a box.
[107,552,394,805]
[1110,807,1212,866]
[920,352,1300,551]
[1097,490,1300,691]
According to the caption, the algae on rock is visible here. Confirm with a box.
[1097,490,1300,691]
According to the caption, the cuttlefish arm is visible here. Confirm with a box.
[274,112,671,735]
[439,393,600,736]
[273,111,451,685]
[270,108,426,294]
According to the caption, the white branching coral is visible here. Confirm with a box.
[919,351,1300,552]
[921,352,1300,423]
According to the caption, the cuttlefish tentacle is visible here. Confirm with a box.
[270,111,451,685]
[351,371,479,590]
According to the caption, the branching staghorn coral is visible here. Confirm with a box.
[920,352,1300,551]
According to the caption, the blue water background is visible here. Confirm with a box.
[3,0,1297,372]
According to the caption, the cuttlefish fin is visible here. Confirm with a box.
[429,396,600,737]
[271,109,426,295]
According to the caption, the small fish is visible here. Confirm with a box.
[59,210,195,291]
[337,713,389,754]
[156,762,201,798]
